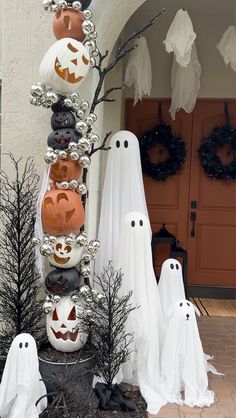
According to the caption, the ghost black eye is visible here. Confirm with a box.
[25,342,29,348]
[180,302,183,307]
[131,221,135,227]
[176,264,179,270]
[170,263,174,269]
[19,343,23,349]
[124,140,128,148]
[116,140,120,148]
[140,220,143,226]
[187,302,190,306]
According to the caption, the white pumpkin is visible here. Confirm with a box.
[49,236,83,269]
[46,297,87,353]
[39,38,90,95]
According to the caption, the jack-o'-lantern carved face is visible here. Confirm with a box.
[53,10,85,42]
[46,297,87,352]
[51,109,76,130]
[47,128,80,150]
[39,38,90,95]
[49,237,83,269]
[41,190,85,236]
[49,158,82,183]
[45,267,81,295]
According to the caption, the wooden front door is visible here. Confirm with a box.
[125,98,236,289]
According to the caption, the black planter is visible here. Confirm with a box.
[39,354,95,394]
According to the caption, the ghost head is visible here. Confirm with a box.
[0,334,47,417]
[161,300,214,408]
[158,258,186,324]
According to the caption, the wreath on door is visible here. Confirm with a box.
[198,103,236,181]
[139,103,187,181]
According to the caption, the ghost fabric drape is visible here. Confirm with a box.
[125,36,152,105]
[161,300,215,408]
[0,334,47,418]
[217,26,236,71]
[95,131,150,277]
[115,212,167,415]
[164,9,196,67]
[169,42,201,120]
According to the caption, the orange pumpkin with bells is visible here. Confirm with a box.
[49,158,83,183]
[53,10,86,42]
[42,189,85,236]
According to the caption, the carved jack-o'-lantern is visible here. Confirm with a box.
[46,297,87,352]
[47,128,80,150]
[39,38,90,95]
[49,237,83,269]
[53,10,85,42]
[49,158,82,183]
[41,190,85,236]
[51,109,76,130]
[45,267,81,295]
[67,0,92,9]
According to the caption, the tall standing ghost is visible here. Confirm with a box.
[0,334,47,418]
[158,258,186,324]
[95,131,150,276]
[115,212,166,415]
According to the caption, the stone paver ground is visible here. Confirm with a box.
[148,316,236,418]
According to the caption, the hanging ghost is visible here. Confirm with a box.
[95,131,150,276]
[39,38,90,95]
[124,36,152,105]
[160,300,215,408]
[48,236,83,269]
[0,334,47,418]
[46,296,87,352]
[217,26,236,71]
[115,212,167,415]
[158,258,186,324]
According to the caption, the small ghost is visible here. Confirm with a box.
[160,300,215,408]
[158,259,186,324]
[0,334,47,418]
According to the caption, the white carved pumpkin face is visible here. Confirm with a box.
[39,38,90,95]
[49,237,83,269]
[46,297,87,353]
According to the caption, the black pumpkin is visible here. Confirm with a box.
[45,267,81,295]
[47,128,80,150]
[66,0,92,10]
[51,110,76,130]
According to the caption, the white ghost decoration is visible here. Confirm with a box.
[95,131,150,276]
[158,258,186,324]
[46,297,87,353]
[125,36,152,105]
[164,9,196,67]
[39,38,90,95]
[49,236,83,269]
[169,42,201,120]
[160,300,215,408]
[217,26,236,71]
[115,212,167,415]
[0,334,47,418]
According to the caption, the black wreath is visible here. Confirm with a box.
[139,123,187,181]
[198,120,236,181]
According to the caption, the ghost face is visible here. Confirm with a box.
[9,334,39,385]
[161,259,182,275]
[110,131,140,161]
[51,110,76,130]
[39,38,90,95]
[49,237,83,269]
[46,297,87,352]
[173,300,199,323]
[48,128,80,150]
[124,212,150,240]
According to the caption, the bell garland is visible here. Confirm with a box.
[198,106,236,181]
[139,122,187,181]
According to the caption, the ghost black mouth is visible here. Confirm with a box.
[54,57,84,84]
[51,327,79,342]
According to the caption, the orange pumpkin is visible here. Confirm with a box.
[53,10,85,42]
[42,190,84,236]
[49,158,82,183]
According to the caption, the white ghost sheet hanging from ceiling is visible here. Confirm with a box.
[0,334,47,418]
[217,26,236,71]
[164,9,196,67]
[115,212,167,415]
[160,300,216,408]
[169,42,201,120]
[95,131,150,277]
[158,258,186,325]
[125,36,152,105]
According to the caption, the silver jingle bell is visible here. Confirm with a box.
[77,138,91,152]
[88,31,98,40]
[58,0,67,9]
[53,295,61,304]
[61,181,70,189]
[96,293,106,304]
[70,180,79,189]
[76,109,85,119]
[59,150,68,159]
[40,243,54,256]
[80,285,91,295]
[70,92,80,102]
[92,48,100,57]
[84,40,96,52]
[80,101,89,111]
[43,0,53,10]
[48,236,57,244]
[72,1,82,10]
[88,133,100,144]
[82,252,91,263]
[46,92,59,104]
[43,301,54,314]
[64,98,73,108]
[82,20,95,35]
[68,142,78,152]
[78,183,87,195]
[89,57,96,68]
[32,237,40,246]
[83,9,92,19]
[79,154,91,168]
[71,294,80,304]
[76,232,87,246]
[65,236,75,245]
[90,113,97,122]
[70,151,80,161]
[75,120,88,134]
[31,84,44,96]
[86,116,94,126]
[91,240,100,251]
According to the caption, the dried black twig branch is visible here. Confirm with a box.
[89,131,112,157]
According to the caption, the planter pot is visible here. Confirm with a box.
[39,354,95,394]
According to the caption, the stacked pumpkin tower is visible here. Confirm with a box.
[31,0,101,353]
